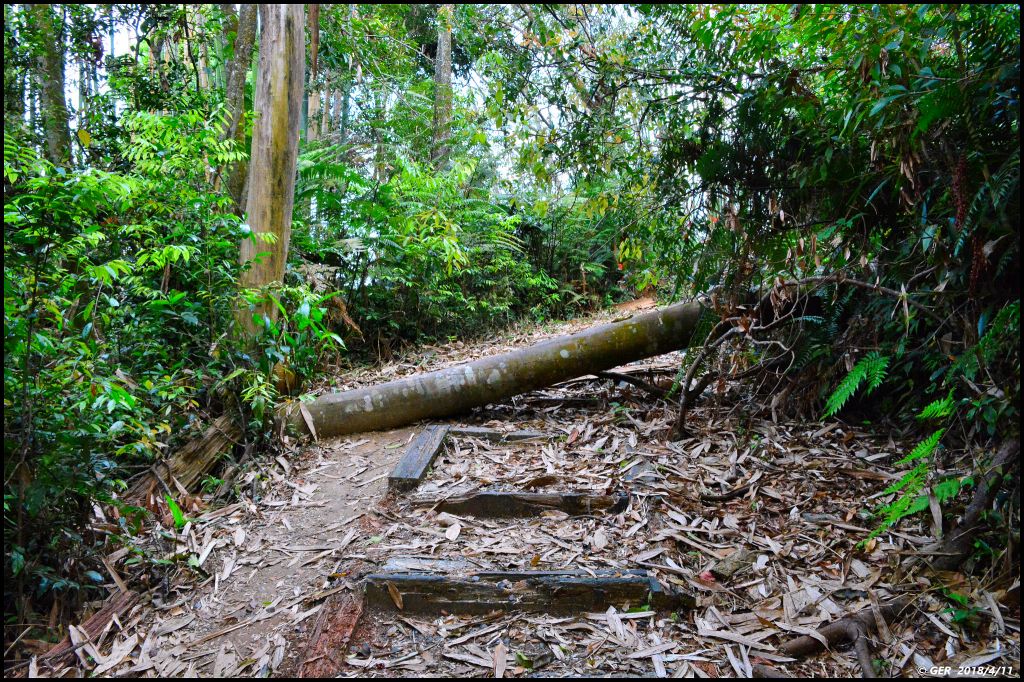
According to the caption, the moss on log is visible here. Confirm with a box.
[283,302,703,438]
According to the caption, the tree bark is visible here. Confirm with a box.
[305,5,321,143]
[306,89,321,142]
[431,4,454,167]
[29,3,72,166]
[223,3,257,211]
[283,302,703,438]
[236,4,305,335]
[320,77,331,137]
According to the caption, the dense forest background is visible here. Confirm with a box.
[3,3,1019,648]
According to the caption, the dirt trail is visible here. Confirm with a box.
[31,308,1019,678]
[97,428,414,677]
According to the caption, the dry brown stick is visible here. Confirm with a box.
[699,482,753,503]
[789,274,945,325]
[779,597,913,678]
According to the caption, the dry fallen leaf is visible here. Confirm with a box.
[387,581,404,610]
[493,641,507,678]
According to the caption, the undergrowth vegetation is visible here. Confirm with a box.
[3,3,1019,643]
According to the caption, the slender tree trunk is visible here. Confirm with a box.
[431,4,454,167]
[305,4,321,143]
[333,87,343,141]
[223,3,257,211]
[307,89,321,142]
[29,3,72,166]
[236,4,305,336]
[320,77,331,137]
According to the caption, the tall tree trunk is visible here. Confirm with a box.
[223,3,257,211]
[320,77,331,137]
[333,87,343,141]
[236,4,305,336]
[5,5,26,123]
[431,4,454,167]
[307,89,321,142]
[305,4,321,143]
[29,3,71,166]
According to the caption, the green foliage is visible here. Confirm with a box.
[4,108,246,608]
[822,353,890,419]
[163,495,186,530]
[5,0,1021,631]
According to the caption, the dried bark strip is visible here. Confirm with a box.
[38,591,139,669]
[128,414,241,501]
[297,591,364,678]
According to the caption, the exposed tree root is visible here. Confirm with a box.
[776,597,914,678]
[932,439,1019,572]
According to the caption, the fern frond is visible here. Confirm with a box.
[918,392,954,421]
[866,460,929,540]
[895,428,945,466]
[822,351,890,418]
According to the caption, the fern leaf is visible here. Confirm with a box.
[918,392,955,421]
[895,428,945,466]
[822,352,890,418]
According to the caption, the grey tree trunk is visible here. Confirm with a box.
[223,3,257,211]
[431,4,453,167]
[283,302,703,438]
[29,4,71,166]
[236,4,305,335]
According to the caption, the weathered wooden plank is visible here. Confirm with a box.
[364,569,693,614]
[422,491,628,517]
[448,426,550,442]
[388,425,450,492]
[382,556,476,573]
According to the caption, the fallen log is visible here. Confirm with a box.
[283,302,703,438]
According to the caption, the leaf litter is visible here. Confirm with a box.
[27,309,1019,678]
